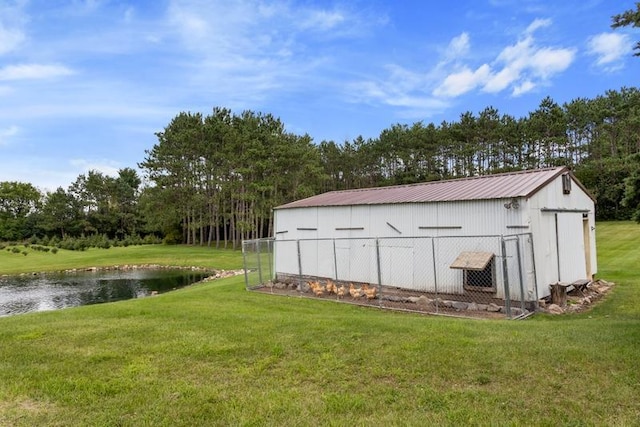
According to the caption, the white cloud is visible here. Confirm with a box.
[445,32,471,60]
[344,30,476,118]
[69,159,121,178]
[483,66,520,93]
[347,64,450,118]
[0,64,75,81]
[0,125,19,146]
[166,0,363,52]
[0,1,27,55]
[299,10,346,31]
[512,80,535,96]
[587,32,633,71]
[0,24,25,55]
[433,64,491,97]
[525,18,551,35]
[163,0,385,106]
[529,47,574,78]
[433,19,575,98]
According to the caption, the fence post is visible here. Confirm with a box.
[256,239,263,285]
[242,241,249,290]
[333,239,339,281]
[375,238,382,306]
[501,236,512,319]
[431,237,438,313]
[515,236,526,313]
[266,239,273,282]
[528,233,539,305]
[297,240,303,292]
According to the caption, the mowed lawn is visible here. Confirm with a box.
[0,223,639,425]
[0,244,243,275]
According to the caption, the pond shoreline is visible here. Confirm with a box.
[1,266,246,317]
[1,265,245,282]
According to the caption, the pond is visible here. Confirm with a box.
[0,269,211,317]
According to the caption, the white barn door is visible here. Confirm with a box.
[556,213,587,283]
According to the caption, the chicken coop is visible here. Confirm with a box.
[246,167,597,317]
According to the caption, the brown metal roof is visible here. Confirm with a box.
[276,166,582,209]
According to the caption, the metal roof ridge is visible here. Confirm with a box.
[274,166,571,209]
[321,166,568,196]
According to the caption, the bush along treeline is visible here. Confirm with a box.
[1,87,640,247]
[0,235,162,253]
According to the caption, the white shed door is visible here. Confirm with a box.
[556,213,587,283]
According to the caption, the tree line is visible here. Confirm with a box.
[1,87,640,246]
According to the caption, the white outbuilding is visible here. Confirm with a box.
[272,166,596,304]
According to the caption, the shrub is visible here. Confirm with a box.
[143,234,162,245]
[11,247,21,254]
[51,247,58,254]
[22,251,28,256]
[163,231,181,245]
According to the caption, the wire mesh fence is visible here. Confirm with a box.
[242,233,537,319]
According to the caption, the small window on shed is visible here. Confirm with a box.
[562,173,571,194]
[450,251,496,291]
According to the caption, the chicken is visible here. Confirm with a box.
[336,284,347,298]
[308,281,321,294]
[307,281,318,293]
[363,284,377,300]
[313,284,326,297]
[349,283,362,298]
[325,279,336,294]
[308,281,325,296]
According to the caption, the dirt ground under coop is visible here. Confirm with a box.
[252,279,528,319]
[251,278,615,319]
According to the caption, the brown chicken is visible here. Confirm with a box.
[349,283,362,298]
[363,284,377,300]
[336,284,347,298]
[312,281,325,296]
[307,281,318,292]
[325,279,336,294]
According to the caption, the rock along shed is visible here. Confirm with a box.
[272,166,597,302]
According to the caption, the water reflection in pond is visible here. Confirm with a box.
[0,269,211,317]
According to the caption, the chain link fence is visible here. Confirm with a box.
[242,234,537,319]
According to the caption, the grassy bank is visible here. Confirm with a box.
[0,244,244,275]
[0,223,639,425]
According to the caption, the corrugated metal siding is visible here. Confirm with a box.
[273,170,596,302]
[276,198,531,240]
[527,174,596,297]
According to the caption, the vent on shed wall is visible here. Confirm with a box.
[562,173,571,194]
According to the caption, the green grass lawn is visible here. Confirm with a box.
[1,224,639,425]
[0,244,244,275]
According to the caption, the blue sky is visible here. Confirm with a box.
[1,0,638,191]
